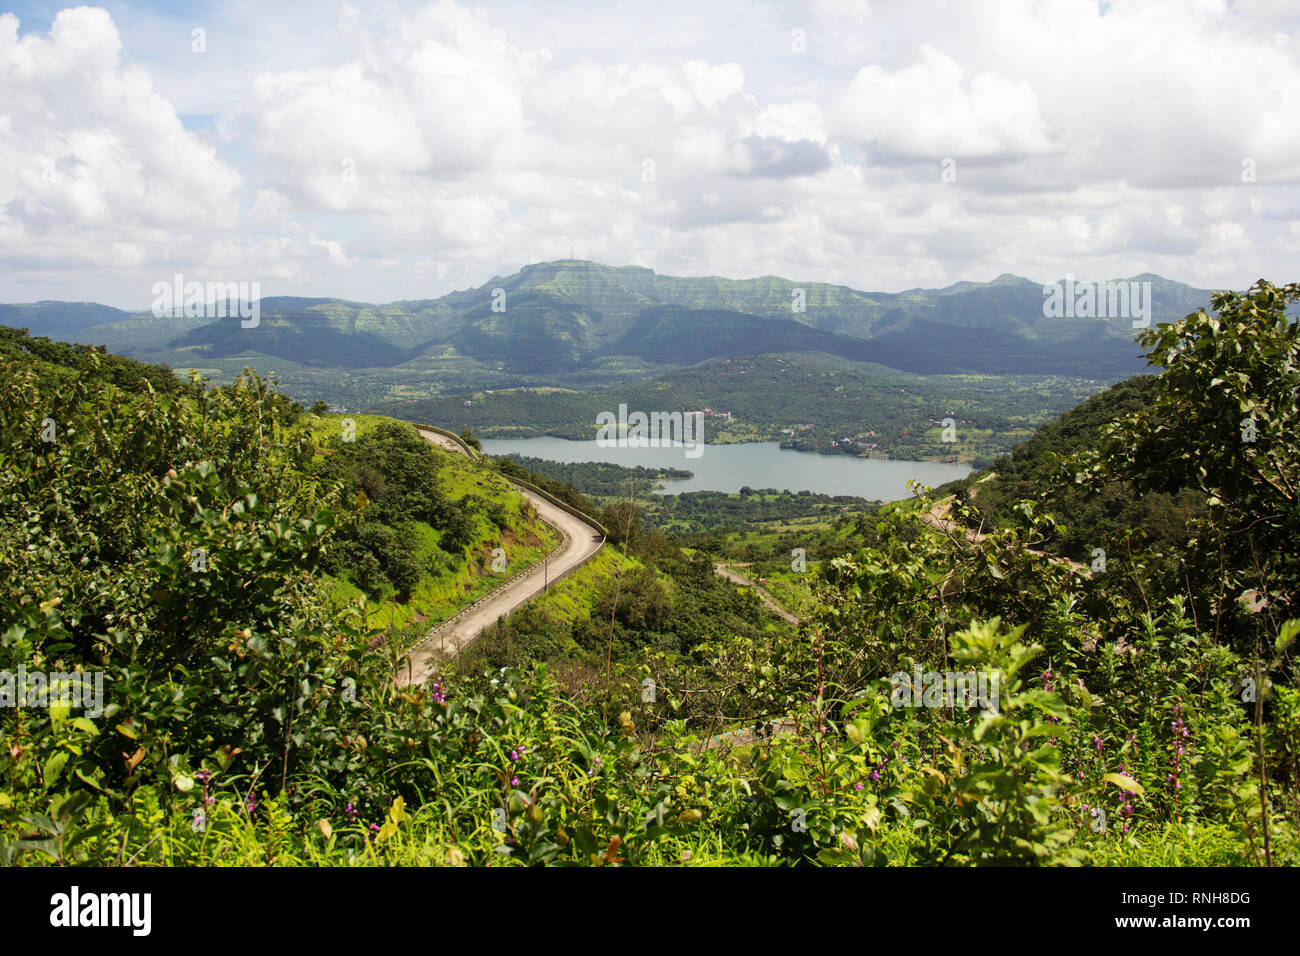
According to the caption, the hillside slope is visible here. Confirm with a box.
[938,374,1208,565]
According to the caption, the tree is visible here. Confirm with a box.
[593,569,670,630]
[1076,279,1300,643]
[601,501,640,546]
[439,504,477,554]
[1074,280,1300,866]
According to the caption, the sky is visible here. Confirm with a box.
[1,0,1298,308]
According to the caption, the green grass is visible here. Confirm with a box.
[751,569,815,618]
[526,546,641,623]
[298,411,395,454]
[51,776,1268,867]
[307,412,563,638]
[1081,821,1266,866]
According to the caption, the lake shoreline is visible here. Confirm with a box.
[481,436,972,499]
[473,430,977,465]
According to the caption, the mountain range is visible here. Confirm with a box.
[0,261,1219,378]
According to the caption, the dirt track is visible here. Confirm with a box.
[918,492,1091,576]
[713,564,800,625]
[705,565,802,749]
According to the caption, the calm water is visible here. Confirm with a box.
[479,437,971,500]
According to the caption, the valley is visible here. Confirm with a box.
[2,280,1298,873]
[0,261,1193,466]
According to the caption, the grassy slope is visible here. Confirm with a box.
[711,521,862,619]
[300,412,562,635]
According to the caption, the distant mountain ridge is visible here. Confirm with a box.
[0,301,135,339]
[0,261,1222,377]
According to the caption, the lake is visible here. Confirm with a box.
[479,437,972,500]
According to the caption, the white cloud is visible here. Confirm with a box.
[0,7,245,298]
[834,45,1055,162]
[2,0,1299,307]
[0,8,242,229]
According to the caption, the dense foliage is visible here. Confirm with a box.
[1,280,1297,867]
[313,422,462,600]
[940,374,1206,572]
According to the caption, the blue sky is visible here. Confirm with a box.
[2,0,1298,307]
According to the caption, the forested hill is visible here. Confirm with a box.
[937,373,1208,569]
[0,323,193,396]
[964,374,1161,486]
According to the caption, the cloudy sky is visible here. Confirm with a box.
[1,0,1298,308]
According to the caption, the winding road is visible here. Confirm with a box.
[398,429,605,686]
[405,428,796,748]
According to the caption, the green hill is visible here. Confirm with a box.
[0,301,134,339]
[939,374,1209,568]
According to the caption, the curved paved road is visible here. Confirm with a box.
[398,430,605,686]
[418,427,473,457]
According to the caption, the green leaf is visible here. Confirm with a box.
[64,823,111,849]
[43,751,69,788]
[1101,772,1144,795]
[388,796,407,824]
[69,717,98,735]
[1276,618,1300,656]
